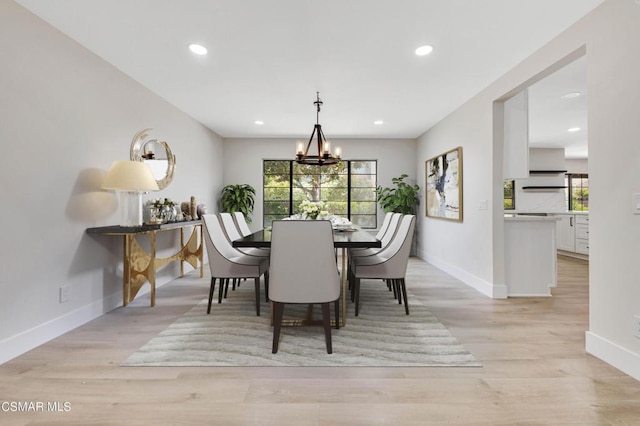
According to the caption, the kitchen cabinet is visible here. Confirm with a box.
[504,215,557,296]
[553,213,588,258]
[556,215,575,252]
[575,215,589,255]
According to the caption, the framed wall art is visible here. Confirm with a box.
[425,146,463,221]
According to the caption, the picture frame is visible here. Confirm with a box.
[425,147,463,221]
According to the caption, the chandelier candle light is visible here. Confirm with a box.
[295,92,341,166]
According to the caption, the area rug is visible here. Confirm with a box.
[122,282,481,367]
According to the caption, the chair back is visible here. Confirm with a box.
[233,211,252,237]
[375,212,394,240]
[377,215,416,270]
[220,212,243,242]
[269,220,340,304]
[378,213,402,249]
[202,214,243,271]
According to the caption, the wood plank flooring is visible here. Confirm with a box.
[1,256,639,425]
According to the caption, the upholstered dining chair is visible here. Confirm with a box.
[232,211,253,237]
[351,214,416,316]
[347,212,402,297]
[220,212,269,258]
[349,212,402,259]
[219,212,270,292]
[269,220,340,354]
[349,211,394,253]
[202,214,269,316]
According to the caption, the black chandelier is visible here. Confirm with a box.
[295,92,341,166]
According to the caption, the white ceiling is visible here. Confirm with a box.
[16,0,600,153]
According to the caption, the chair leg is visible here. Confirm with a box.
[321,302,333,354]
[232,278,236,291]
[350,271,356,302]
[264,271,269,302]
[218,278,225,304]
[396,279,402,305]
[391,278,398,300]
[334,297,340,330]
[354,278,361,317]
[272,302,285,353]
[254,277,261,316]
[224,278,230,299]
[401,278,409,315]
[207,277,216,314]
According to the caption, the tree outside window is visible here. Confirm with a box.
[504,180,515,210]
[263,160,377,228]
[567,173,588,211]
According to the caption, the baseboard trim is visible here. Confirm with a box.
[420,251,507,299]
[0,291,122,365]
[586,331,640,381]
[0,271,185,366]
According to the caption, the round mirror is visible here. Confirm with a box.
[130,128,176,190]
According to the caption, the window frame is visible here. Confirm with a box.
[263,159,377,228]
[504,180,516,210]
[566,173,589,211]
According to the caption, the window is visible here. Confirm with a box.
[504,180,515,210]
[567,173,589,211]
[263,160,377,228]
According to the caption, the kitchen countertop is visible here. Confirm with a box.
[507,211,589,216]
[504,214,560,221]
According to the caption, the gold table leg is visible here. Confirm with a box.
[121,224,203,307]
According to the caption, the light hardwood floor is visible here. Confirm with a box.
[1,256,639,425]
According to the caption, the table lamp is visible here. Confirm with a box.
[102,160,159,227]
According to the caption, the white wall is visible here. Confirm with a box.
[0,2,224,364]
[417,0,640,380]
[223,138,417,231]
[566,158,588,173]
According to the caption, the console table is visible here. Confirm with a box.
[87,220,203,307]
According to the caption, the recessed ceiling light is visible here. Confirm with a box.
[561,92,582,99]
[374,120,384,125]
[188,43,207,55]
[568,127,581,132]
[254,120,264,125]
[415,45,434,56]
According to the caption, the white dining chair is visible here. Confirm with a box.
[269,220,340,354]
[349,212,394,253]
[347,212,402,298]
[220,212,269,258]
[351,214,416,316]
[232,211,253,237]
[202,214,269,316]
[349,212,402,260]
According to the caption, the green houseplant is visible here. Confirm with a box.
[376,174,420,215]
[220,184,256,223]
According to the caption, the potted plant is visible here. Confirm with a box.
[375,174,420,215]
[376,174,420,256]
[220,184,256,223]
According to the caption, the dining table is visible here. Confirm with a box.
[232,226,381,326]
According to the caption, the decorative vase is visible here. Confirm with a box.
[148,206,162,224]
[159,205,176,223]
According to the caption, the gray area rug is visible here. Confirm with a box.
[122,281,481,367]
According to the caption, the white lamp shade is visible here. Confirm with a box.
[102,160,159,192]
